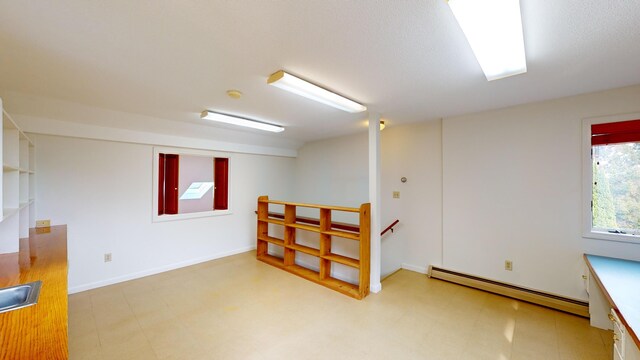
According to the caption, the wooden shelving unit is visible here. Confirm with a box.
[1,98,36,254]
[256,196,370,299]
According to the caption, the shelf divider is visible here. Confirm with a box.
[319,208,331,280]
[283,204,296,266]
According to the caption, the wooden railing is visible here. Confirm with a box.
[259,211,398,237]
[263,211,360,233]
[256,196,370,299]
[381,219,400,236]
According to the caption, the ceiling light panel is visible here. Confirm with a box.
[201,111,284,133]
[268,70,367,113]
[448,0,527,81]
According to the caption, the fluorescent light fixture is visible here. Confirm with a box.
[267,70,367,113]
[180,182,214,200]
[201,110,284,133]
[448,0,527,81]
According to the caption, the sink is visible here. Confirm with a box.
[0,281,42,314]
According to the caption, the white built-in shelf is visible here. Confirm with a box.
[1,101,36,252]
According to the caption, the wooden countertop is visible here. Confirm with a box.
[584,254,640,349]
[0,225,68,360]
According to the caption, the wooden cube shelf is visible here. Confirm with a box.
[256,196,370,299]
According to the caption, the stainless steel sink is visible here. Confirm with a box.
[0,281,42,314]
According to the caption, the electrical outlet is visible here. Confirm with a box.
[393,191,400,199]
[104,253,112,262]
[35,219,50,228]
[505,260,513,271]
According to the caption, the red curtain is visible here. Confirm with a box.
[214,158,229,210]
[158,153,165,215]
[159,154,179,215]
[591,119,640,145]
[164,155,179,214]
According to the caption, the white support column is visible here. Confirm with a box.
[368,112,382,293]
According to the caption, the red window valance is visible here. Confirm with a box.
[591,119,640,146]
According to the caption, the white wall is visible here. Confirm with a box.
[34,134,295,292]
[381,121,443,275]
[289,85,640,301]
[18,84,640,299]
[442,85,640,300]
[292,133,368,282]
[292,123,444,279]
[294,133,369,210]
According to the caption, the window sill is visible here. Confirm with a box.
[584,230,640,245]
[153,209,232,223]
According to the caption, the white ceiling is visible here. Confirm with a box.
[1,1,640,145]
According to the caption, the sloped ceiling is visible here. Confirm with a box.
[1,1,639,145]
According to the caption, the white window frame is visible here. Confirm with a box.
[152,147,232,222]
[582,112,640,244]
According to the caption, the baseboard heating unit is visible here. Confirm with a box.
[428,266,589,317]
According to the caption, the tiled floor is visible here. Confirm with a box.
[69,252,612,359]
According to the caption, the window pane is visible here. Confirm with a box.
[178,155,214,214]
[157,151,230,218]
[592,142,640,234]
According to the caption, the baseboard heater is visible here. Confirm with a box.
[428,266,589,317]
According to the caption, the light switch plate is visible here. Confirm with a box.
[505,260,513,271]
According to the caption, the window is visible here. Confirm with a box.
[180,182,215,200]
[154,147,230,221]
[583,115,640,242]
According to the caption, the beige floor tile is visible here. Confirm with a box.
[69,308,98,338]
[68,292,93,312]
[69,332,101,359]
[93,305,136,330]
[69,352,104,360]
[144,321,208,359]
[68,252,612,360]
[120,279,156,298]
[512,340,560,360]
[97,317,146,347]
[90,289,127,308]
[134,304,177,330]
[99,335,157,360]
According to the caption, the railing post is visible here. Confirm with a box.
[319,208,331,280]
[283,204,296,266]
[359,203,371,297]
[257,196,269,257]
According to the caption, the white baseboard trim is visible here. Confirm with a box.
[401,263,429,274]
[68,246,256,294]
